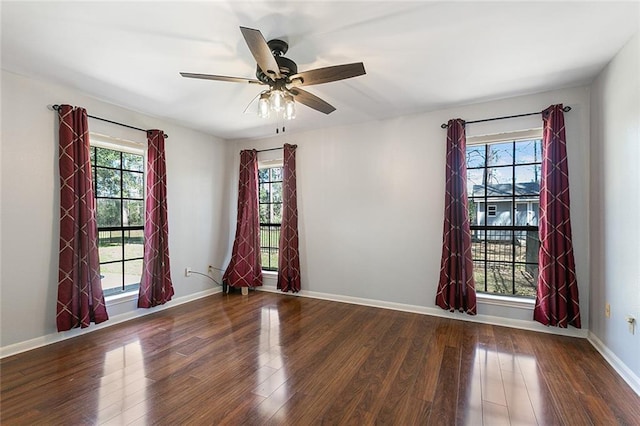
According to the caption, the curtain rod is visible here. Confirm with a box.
[440,106,571,129]
[256,144,299,153]
[51,104,169,138]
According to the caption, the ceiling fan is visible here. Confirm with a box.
[180,26,366,119]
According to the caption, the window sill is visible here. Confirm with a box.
[105,290,138,306]
[262,270,277,277]
[477,293,535,310]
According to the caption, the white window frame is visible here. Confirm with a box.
[466,128,543,305]
[90,133,147,304]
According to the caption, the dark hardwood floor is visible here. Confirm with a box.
[1,291,639,425]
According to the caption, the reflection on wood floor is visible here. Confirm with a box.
[1,292,639,425]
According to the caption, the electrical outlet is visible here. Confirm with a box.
[185,267,192,277]
[208,265,213,274]
[605,303,610,318]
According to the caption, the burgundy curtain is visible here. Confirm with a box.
[56,104,108,331]
[138,130,174,308]
[278,144,301,292]
[223,150,263,288]
[534,104,581,328]
[435,119,477,314]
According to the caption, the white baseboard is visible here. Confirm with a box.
[588,331,640,396]
[0,287,221,359]
[256,285,588,338]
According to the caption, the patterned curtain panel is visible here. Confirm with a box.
[277,144,301,292]
[223,150,263,288]
[435,119,477,315]
[57,104,108,331]
[534,104,581,328]
[138,130,174,308]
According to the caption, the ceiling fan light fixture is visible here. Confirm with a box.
[284,94,296,120]
[258,92,271,118]
[269,89,284,112]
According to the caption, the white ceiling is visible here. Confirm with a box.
[2,1,638,140]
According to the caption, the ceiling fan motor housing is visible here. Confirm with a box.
[256,39,298,85]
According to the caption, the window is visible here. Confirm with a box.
[466,138,542,297]
[91,145,145,296]
[258,166,283,271]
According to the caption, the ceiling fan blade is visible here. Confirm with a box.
[289,88,336,115]
[180,72,262,85]
[289,62,366,86]
[239,26,282,80]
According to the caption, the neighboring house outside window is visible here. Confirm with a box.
[466,137,542,297]
[258,166,283,271]
[91,143,145,296]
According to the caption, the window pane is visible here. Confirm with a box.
[485,233,514,262]
[259,246,279,270]
[260,223,280,269]
[471,231,485,260]
[515,230,539,264]
[100,262,122,292]
[91,147,96,165]
[271,182,283,203]
[123,152,144,171]
[271,226,280,247]
[472,201,486,226]
[515,139,542,164]
[486,166,512,190]
[531,202,539,226]
[468,199,479,226]
[467,169,485,198]
[97,199,122,227]
[98,230,123,262]
[515,203,528,226]
[123,200,144,227]
[124,229,144,259]
[96,147,121,168]
[123,171,144,198]
[261,248,270,269]
[466,145,485,168]
[96,168,121,197]
[124,259,143,287]
[515,263,538,297]
[515,165,540,195]
[488,142,513,167]
[486,202,511,226]
[272,203,282,224]
[486,262,514,295]
[259,183,270,203]
[473,260,486,293]
[271,167,283,181]
[259,205,269,223]
[269,248,279,269]
[258,169,269,183]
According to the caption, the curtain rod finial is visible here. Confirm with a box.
[441,123,449,129]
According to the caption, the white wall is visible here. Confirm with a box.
[0,70,231,350]
[589,33,640,380]
[228,86,591,329]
